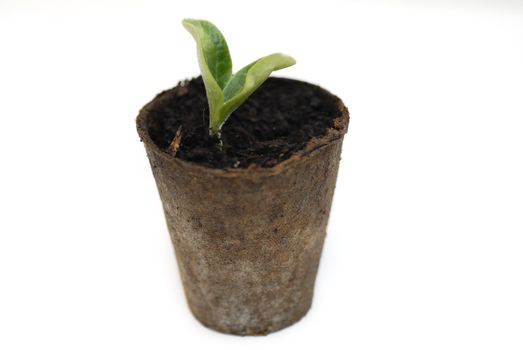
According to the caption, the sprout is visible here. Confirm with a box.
[182,19,296,138]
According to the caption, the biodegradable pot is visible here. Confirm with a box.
[136,78,349,335]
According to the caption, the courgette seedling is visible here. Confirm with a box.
[182,19,296,138]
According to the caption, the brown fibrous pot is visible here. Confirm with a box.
[136,78,349,335]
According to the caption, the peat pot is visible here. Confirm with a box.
[136,77,350,335]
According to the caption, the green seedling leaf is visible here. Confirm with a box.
[182,19,231,132]
[182,18,296,136]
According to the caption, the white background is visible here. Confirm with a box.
[1,0,522,349]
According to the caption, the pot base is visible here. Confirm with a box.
[189,299,312,336]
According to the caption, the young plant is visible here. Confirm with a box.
[182,19,296,137]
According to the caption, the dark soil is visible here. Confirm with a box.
[146,76,340,168]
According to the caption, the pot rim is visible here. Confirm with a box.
[136,77,349,178]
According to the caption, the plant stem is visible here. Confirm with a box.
[209,128,223,151]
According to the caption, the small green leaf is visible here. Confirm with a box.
[182,19,296,137]
[182,19,232,88]
[182,19,230,130]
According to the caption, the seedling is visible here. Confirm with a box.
[182,19,296,138]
